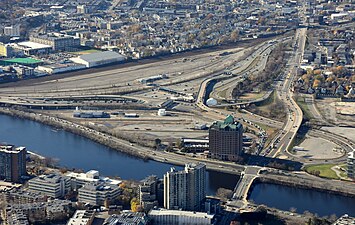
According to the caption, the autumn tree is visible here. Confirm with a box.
[230,30,240,42]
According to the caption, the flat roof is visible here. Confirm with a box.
[3,58,43,64]
[182,138,209,143]
[149,208,214,218]
[76,51,125,62]
[17,41,52,49]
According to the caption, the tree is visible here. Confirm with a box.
[313,80,321,88]
[154,138,161,150]
[216,188,233,200]
[230,30,240,42]
[130,198,142,212]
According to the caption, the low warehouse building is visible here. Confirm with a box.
[37,63,85,74]
[70,51,125,68]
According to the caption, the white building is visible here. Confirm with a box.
[70,51,125,68]
[148,208,215,225]
[4,25,20,37]
[66,170,121,191]
[28,174,71,198]
[157,109,167,116]
[67,210,95,225]
[16,41,52,55]
[347,150,354,179]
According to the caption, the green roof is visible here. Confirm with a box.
[224,115,234,124]
[3,58,42,64]
[211,115,242,130]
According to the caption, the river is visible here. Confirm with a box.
[249,183,355,217]
[1,113,354,216]
[0,114,238,195]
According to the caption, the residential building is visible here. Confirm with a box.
[347,150,354,179]
[0,145,26,183]
[67,210,95,225]
[139,175,163,211]
[2,189,47,205]
[185,163,206,211]
[332,214,355,225]
[148,208,215,225]
[164,163,206,211]
[77,5,91,14]
[209,115,243,161]
[78,182,121,206]
[164,167,187,210]
[6,211,29,225]
[0,43,18,57]
[5,199,72,224]
[103,212,149,225]
[28,174,71,198]
[3,25,20,37]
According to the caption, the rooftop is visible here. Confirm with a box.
[17,41,52,50]
[66,170,121,185]
[104,212,148,225]
[148,208,214,219]
[0,145,26,154]
[2,58,43,65]
[210,115,242,130]
[76,51,125,62]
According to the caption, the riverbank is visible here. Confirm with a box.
[0,107,245,175]
[0,107,151,160]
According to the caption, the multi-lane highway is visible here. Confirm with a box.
[267,28,307,158]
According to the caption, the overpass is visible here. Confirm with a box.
[228,166,262,208]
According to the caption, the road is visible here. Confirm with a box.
[266,27,307,158]
[194,39,287,129]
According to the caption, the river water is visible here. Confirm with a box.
[249,183,355,217]
[1,114,354,216]
[0,114,237,195]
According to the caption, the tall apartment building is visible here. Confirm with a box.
[164,163,206,211]
[29,33,80,51]
[139,175,163,211]
[28,174,71,198]
[209,115,243,161]
[0,145,26,183]
[347,150,354,179]
[185,163,206,211]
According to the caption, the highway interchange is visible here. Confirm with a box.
[0,2,354,189]
[1,25,354,165]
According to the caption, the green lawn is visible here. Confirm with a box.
[304,164,339,179]
[295,96,313,120]
[70,49,102,55]
[239,91,265,100]
[339,164,348,178]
